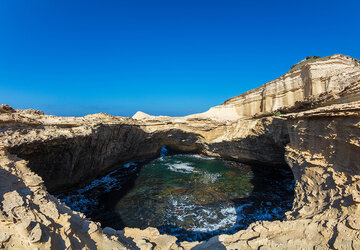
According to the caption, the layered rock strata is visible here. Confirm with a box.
[1,54,360,249]
[184,54,360,121]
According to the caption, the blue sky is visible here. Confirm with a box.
[1,0,359,117]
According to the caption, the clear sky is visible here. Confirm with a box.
[1,0,359,117]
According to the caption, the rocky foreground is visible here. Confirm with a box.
[1,54,360,249]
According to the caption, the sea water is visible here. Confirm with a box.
[58,148,294,241]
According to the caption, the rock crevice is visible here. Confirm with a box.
[1,54,360,249]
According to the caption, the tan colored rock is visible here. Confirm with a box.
[0,232,11,243]
[185,54,360,121]
[0,54,360,249]
[2,191,25,217]
[0,104,16,113]
[133,110,155,120]
[346,215,360,230]
[29,223,42,243]
[124,227,178,249]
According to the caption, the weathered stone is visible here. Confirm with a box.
[41,201,59,220]
[29,223,42,243]
[0,104,15,113]
[347,215,360,230]
[2,191,24,215]
[351,189,360,203]
[82,221,99,234]
[0,54,360,249]
[23,174,43,187]
[102,227,117,237]
[0,232,11,243]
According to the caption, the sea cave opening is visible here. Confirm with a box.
[56,146,295,242]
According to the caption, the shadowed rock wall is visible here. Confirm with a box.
[6,117,289,193]
[1,54,360,249]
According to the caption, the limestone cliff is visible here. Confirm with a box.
[185,54,360,121]
[1,54,360,249]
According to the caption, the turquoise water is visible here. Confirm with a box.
[113,154,254,231]
[58,148,294,242]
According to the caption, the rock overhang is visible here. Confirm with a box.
[1,54,360,249]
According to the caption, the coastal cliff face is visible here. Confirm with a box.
[1,54,360,249]
[185,54,360,121]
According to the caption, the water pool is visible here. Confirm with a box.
[58,148,294,241]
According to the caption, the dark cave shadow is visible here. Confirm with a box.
[90,169,139,229]
[7,122,295,244]
[89,157,160,230]
[85,154,295,243]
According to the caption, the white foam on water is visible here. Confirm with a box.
[167,162,197,173]
[201,172,221,184]
[233,202,253,222]
[80,171,120,193]
[188,205,237,232]
[168,195,237,232]
[187,154,216,160]
[61,194,96,213]
[169,195,197,222]
[58,168,123,212]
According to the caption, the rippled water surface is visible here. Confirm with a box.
[58,149,294,241]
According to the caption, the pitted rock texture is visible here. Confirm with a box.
[1,54,360,249]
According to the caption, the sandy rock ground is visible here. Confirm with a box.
[1,54,360,249]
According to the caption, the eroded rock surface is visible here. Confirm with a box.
[1,54,360,249]
[185,54,360,121]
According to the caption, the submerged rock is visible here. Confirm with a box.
[0,54,360,248]
[170,187,188,195]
